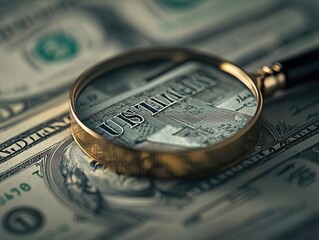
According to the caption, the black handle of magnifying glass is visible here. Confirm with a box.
[279,48,319,88]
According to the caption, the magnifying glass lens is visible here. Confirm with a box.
[70,49,262,177]
[70,47,319,177]
[75,58,257,151]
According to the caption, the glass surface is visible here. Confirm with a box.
[76,58,257,151]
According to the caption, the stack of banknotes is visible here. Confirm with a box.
[1,0,319,239]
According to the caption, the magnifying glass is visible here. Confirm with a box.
[69,47,319,177]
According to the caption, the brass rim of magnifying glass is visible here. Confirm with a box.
[69,47,263,178]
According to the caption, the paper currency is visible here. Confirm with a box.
[1,0,319,239]
[2,0,317,130]
[1,82,319,240]
[111,0,284,44]
[77,61,255,149]
[0,0,140,129]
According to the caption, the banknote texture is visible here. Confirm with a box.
[1,0,319,239]
[78,62,255,149]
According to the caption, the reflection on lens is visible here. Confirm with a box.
[76,59,257,152]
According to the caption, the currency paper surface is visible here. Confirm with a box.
[1,0,319,239]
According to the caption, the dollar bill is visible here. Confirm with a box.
[111,0,284,44]
[77,61,255,150]
[1,81,319,240]
[1,0,319,239]
[0,0,145,130]
[2,0,318,130]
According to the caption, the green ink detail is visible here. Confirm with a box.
[156,0,202,9]
[35,32,79,62]
[0,182,32,207]
[20,182,31,192]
